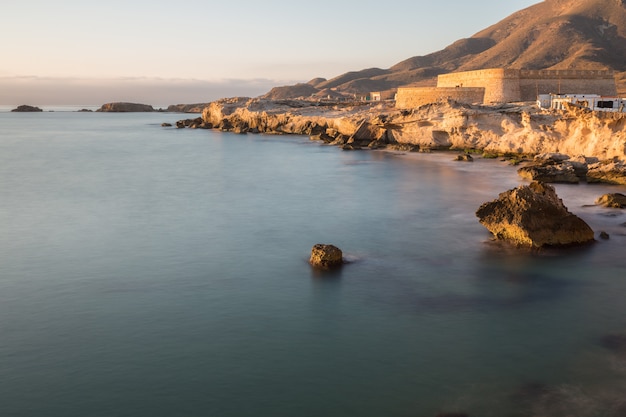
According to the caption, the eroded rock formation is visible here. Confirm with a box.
[476,182,595,248]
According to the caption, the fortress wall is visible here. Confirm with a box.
[519,73,617,101]
[437,69,521,103]
[395,87,485,109]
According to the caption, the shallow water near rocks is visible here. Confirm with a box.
[1,110,626,417]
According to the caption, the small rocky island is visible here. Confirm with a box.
[96,102,155,112]
[11,105,43,112]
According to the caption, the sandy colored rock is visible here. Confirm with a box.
[476,182,595,248]
[309,244,343,269]
[595,193,626,208]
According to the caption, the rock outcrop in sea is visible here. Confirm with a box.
[595,193,626,208]
[475,182,595,248]
[309,244,343,269]
[11,105,43,112]
[96,102,155,112]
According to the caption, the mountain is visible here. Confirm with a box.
[263,0,626,99]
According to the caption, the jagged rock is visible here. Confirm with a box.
[96,102,155,112]
[600,231,610,239]
[161,123,172,127]
[77,108,93,112]
[595,193,626,208]
[175,117,212,129]
[476,182,595,248]
[309,244,343,269]
[11,105,43,112]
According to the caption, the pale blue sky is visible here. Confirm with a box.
[0,0,539,104]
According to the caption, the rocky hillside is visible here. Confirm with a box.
[265,0,626,99]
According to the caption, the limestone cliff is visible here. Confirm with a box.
[200,98,626,162]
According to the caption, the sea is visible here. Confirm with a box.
[1,105,626,417]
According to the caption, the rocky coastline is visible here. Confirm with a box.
[194,98,626,157]
[172,97,626,185]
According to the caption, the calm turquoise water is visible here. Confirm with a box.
[1,110,626,417]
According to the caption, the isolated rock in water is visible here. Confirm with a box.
[595,193,626,208]
[11,105,43,112]
[96,102,155,112]
[476,182,595,248]
[309,244,343,268]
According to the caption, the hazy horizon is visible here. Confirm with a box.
[2,0,539,105]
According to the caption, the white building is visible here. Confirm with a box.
[537,93,626,112]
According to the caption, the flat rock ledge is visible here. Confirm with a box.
[309,244,343,269]
[476,182,595,248]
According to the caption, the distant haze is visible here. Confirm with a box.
[1,0,539,105]
[0,76,284,106]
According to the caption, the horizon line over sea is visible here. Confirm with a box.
[1,111,626,417]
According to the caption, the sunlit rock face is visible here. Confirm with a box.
[309,244,343,269]
[595,193,626,208]
[476,182,595,248]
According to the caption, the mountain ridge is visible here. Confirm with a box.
[263,0,626,99]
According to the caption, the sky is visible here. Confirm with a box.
[0,0,539,105]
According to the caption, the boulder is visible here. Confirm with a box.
[476,182,595,248]
[309,244,343,269]
[96,102,155,112]
[595,193,626,208]
[11,105,43,112]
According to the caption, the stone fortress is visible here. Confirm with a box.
[395,68,617,108]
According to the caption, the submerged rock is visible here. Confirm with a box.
[476,182,595,248]
[595,193,626,208]
[309,244,343,269]
[454,153,474,162]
